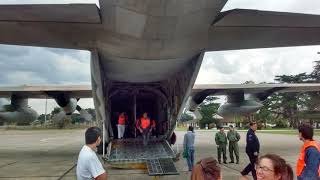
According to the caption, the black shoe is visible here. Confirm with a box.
[229,161,234,163]
[223,161,227,164]
[236,161,239,164]
[218,161,221,164]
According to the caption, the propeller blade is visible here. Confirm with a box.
[193,109,202,120]
[79,109,92,122]
[76,105,92,122]
[52,110,66,123]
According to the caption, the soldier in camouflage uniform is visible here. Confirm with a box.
[215,126,228,164]
[227,125,240,164]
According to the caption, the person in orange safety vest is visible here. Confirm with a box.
[136,112,156,146]
[117,112,127,139]
[296,123,320,180]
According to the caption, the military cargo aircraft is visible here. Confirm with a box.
[1,0,320,175]
[1,83,320,174]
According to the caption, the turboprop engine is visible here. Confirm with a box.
[217,93,263,117]
[0,96,38,124]
[51,93,92,123]
[188,92,263,117]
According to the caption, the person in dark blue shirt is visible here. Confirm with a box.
[241,122,260,180]
[297,123,320,180]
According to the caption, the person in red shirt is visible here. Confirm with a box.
[136,112,156,146]
[117,112,127,139]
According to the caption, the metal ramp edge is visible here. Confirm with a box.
[106,138,176,163]
[146,158,179,176]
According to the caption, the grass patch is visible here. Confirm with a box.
[175,127,188,131]
[176,127,320,136]
[258,129,320,136]
[0,125,89,131]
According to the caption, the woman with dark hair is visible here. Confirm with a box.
[191,157,221,180]
[183,126,195,171]
[255,154,293,180]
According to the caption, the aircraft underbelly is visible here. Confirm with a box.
[101,56,191,83]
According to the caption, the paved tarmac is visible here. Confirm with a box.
[0,129,317,180]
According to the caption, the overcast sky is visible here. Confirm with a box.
[0,0,320,113]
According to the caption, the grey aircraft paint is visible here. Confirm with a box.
[1,1,320,167]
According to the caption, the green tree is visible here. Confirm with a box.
[305,61,320,112]
[275,73,309,83]
[243,80,255,84]
[180,112,193,122]
[71,113,83,124]
[57,116,71,129]
[198,96,220,128]
[273,118,288,128]
[270,73,310,128]
[254,104,273,128]
[309,60,320,82]
[37,114,50,124]
[51,107,61,115]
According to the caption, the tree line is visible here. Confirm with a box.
[37,107,96,125]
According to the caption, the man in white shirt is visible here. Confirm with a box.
[77,127,107,180]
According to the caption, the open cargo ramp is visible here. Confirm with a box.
[106,138,179,175]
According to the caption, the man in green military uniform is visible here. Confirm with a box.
[227,125,241,164]
[215,126,228,164]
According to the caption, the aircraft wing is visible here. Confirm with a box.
[191,83,320,104]
[208,9,320,51]
[2,83,319,99]
[0,85,92,99]
[0,4,101,49]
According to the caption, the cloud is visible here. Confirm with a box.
[5,71,47,84]
[0,44,91,113]
[201,54,240,74]
[0,0,98,5]
[196,45,320,84]
[0,45,91,85]
[223,0,320,15]
[0,45,30,57]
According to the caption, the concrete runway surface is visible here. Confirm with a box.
[0,129,317,180]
